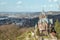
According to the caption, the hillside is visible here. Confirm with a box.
[0,24,34,40]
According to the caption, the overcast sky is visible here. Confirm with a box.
[0,0,60,12]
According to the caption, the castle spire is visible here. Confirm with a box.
[42,9,46,16]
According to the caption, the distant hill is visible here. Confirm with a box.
[0,11,60,18]
[0,11,60,27]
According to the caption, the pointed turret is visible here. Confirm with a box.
[37,10,49,35]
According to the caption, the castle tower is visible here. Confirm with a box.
[34,10,49,36]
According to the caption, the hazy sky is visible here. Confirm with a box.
[0,0,60,12]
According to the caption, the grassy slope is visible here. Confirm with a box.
[0,24,35,40]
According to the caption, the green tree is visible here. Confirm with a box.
[55,19,60,38]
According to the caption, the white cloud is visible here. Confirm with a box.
[50,5,53,8]
[16,5,21,8]
[42,4,53,9]
[43,5,46,8]
[53,0,58,2]
[49,4,59,9]
[41,5,47,8]
[16,1,22,5]
[43,5,53,9]
[16,1,22,8]
[0,2,7,5]
[55,4,59,8]
[48,0,58,2]
[49,0,52,2]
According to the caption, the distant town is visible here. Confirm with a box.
[0,11,60,27]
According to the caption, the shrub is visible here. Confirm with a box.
[55,19,60,38]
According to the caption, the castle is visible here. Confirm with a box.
[35,10,53,36]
